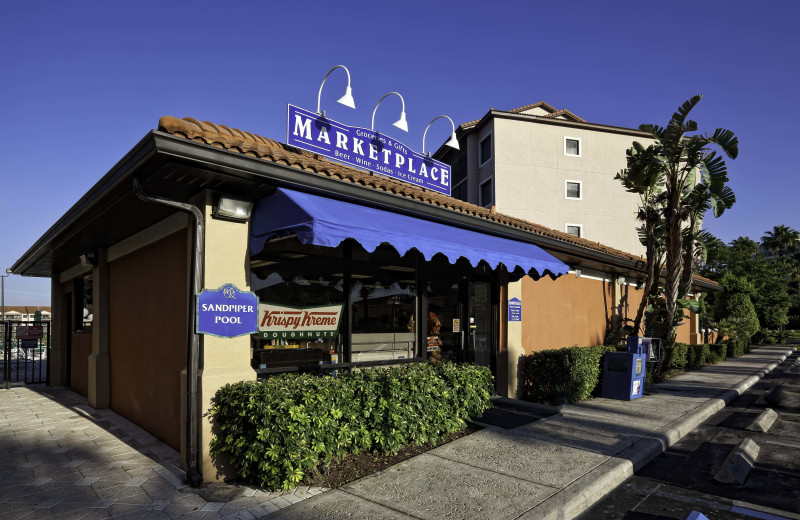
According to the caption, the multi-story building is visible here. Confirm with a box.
[436,101,654,256]
[1,306,51,321]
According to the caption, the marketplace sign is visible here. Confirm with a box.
[287,104,451,196]
[196,284,259,338]
[257,302,343,340]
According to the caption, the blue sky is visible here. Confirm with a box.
[2,1,798,305]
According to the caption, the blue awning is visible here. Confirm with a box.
[250,188,568,278]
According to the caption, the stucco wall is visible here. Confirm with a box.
[492,118,650,256]
[108,230,188,451]
[521,274,613,351]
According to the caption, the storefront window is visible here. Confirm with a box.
[249,236,496,373]
[350,243,417,362]
[250,239,344,370]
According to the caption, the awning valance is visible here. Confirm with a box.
[249,188,568,278]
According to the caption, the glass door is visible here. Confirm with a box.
[467,280,492,368]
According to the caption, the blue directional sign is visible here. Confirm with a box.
[196,284,258,338]
[508,297,522,322]
[287,104,451,196]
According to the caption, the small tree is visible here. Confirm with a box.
[714,273,760,351]
[617,95,737,344]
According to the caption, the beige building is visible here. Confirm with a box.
[436,102,654,256]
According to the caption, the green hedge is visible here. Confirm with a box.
[209,361,493,490]
[519,345,615,405]
[707,343,727,364]
[686,343,710,370]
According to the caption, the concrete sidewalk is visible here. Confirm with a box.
[271,345,794,520]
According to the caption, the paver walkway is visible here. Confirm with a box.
[0,385,326,519]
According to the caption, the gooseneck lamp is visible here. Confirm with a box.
[371,92,408,133]
[316,65,356,117]
[422,115,460,156]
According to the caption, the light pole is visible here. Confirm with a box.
[422,115,460,156]
[371,92,408,133]
[316,65,356,117]
[1,268,10,323]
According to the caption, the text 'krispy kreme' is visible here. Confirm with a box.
[257,302,343,336]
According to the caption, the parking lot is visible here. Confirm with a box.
[579,349,800,520]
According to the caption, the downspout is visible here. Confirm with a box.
[133,178,203,486]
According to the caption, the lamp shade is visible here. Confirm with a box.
[337,86,356,109]
[445,132,460,150]
[393,111,409,132]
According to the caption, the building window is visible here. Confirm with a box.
[480,178,493,207]
[451,181,467,202]
[479,134,492,166]
[565,181,582,199]
[566,224,582,238]
[564,137,581,157]
[447,147,468,203]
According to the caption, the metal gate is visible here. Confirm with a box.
[2,320,50,387]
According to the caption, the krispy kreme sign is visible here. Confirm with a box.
[257,302,343,340]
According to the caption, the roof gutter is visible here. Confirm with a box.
[133,178,203,487]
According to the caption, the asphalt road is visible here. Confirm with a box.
[579,348,800,520]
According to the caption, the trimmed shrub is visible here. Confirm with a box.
[687,343,710,370]
[209,362,493,490]
[519,345,615,405]
[726,338,749,357]
[708,343,727,364]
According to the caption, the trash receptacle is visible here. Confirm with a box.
[601,351,646,400]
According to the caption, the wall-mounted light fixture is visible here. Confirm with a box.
[422,115,459,156]
[616,275,626,285]
[371,92,408,133]
[316,65,356,117]
[573,268,582,278]
[80,253,97,269]
[214,196,253,222]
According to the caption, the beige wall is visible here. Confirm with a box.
[491,118,651,256]
[196,192,256,482]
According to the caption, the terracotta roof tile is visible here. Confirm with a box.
[157,116,716,287]
[508,101,558,114]
[542,109,586,123]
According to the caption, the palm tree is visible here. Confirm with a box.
[620,95,738,343]
[761,225,800,257]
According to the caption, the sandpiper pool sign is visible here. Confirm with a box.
[196,284,259,338]
[287,104,451,196]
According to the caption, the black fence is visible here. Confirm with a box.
[2,320,50,387]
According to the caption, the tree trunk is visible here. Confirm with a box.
[633,216,657,335]
[664,203,683,344]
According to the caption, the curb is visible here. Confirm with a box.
[534,348,792,520]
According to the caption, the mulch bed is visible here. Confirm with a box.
[303,424,482,488]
